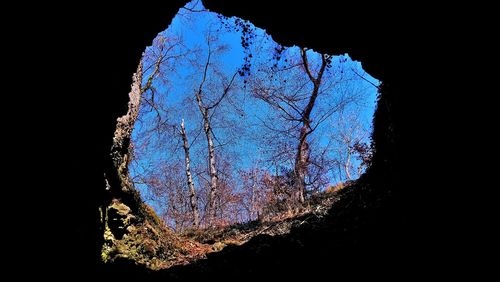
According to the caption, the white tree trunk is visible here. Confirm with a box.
[345,147,352,180]
[204,113,218,221]
[195,89,218,223]
[180,119,200,228]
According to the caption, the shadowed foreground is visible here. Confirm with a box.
[36,0,448,279]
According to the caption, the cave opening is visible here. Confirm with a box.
[104,0,380,270]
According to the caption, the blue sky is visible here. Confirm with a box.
[130,1,379,215]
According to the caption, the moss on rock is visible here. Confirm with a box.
[101,197,209,270]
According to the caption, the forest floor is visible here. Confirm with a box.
[158,186,346,269]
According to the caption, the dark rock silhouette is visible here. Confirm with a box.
[29,0,446,279]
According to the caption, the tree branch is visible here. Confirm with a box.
[351,67,380,90]
[207,71,238,110]
[301,47,316,83]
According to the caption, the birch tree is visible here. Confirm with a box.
[191,34,238,224]
[180,119,200,227]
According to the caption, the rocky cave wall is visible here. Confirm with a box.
[48,0,438,279]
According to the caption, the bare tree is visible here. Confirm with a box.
[212,158,244,226]
[127,11,377,231]
[331,109,369,181]
[131,34,187,179]
[128,33,201,229]
[191,34,238,224]
[240,163,267,221]
[252,47,342,204]
[140,35,187,128]
[180,119,200,228]
[291,48,329,203]
[147,161,192,232]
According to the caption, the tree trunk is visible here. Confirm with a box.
[251,170,257,220]
[180,119,200,228]
[171,201,180,232]
[204,114,218,221]
[345,147,352,180]
[191,43,237,225]
[294,126,309,204]
[195,89,218,224]
[291,50,327,204]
